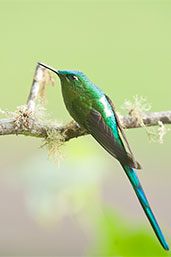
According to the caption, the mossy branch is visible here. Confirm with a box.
[0,63,171,144]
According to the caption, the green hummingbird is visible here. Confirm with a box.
[38,62,169,251]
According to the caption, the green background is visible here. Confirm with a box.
[0,0,171,256]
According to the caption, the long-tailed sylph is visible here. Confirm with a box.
[38,62,169,251]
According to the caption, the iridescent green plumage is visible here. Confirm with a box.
[39,62,169,251]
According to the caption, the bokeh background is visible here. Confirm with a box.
[0,0,171,256]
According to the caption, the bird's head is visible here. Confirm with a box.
[38,62,90,91]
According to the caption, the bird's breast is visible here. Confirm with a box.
[62,89,91,128]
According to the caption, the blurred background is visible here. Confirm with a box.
[0,0,171,256]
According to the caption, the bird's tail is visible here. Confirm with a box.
[122,164,169,251]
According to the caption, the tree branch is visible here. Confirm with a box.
[0,63,170,142]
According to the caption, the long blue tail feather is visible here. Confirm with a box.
[122,165,169,251]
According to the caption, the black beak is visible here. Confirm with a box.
[38,62,60,76]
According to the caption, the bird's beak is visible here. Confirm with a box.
[38,62,60,76]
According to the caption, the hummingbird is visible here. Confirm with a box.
[38,62,169,251]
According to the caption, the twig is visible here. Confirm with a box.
[27,64,44,113]
[122,111,171,129]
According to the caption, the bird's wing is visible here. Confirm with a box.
[105,94,142,169]
[86,108,141,169]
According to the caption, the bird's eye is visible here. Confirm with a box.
[67,75,79,81]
